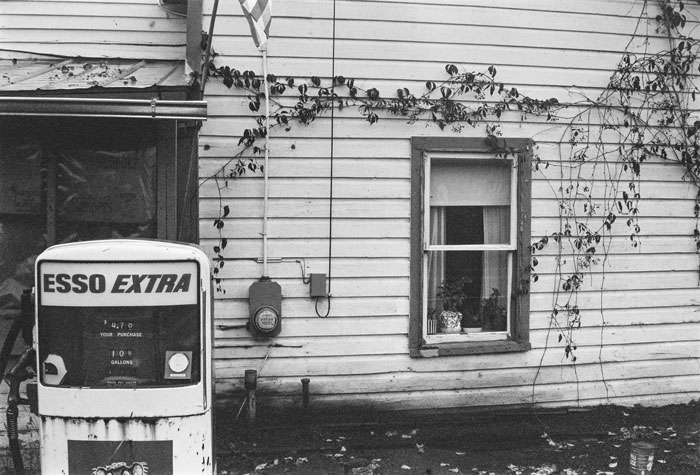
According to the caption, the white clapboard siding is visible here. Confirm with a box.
[212,320,699,352]
[201,0,700,415]
[212,340,700,380]
[213,375,700,412]
[0,0,186,59]
[209,257,409,278]
[215,296,410,319]
[214,358,699,397]
[200,197,409,219]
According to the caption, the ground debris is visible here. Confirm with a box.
[343,457,380,475]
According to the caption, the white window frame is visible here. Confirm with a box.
[421,152,518,345]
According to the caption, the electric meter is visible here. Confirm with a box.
[248,280,282,337]
[253,306,279,332]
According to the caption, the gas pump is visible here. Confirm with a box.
[34,240,214,474]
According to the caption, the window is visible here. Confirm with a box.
[0,116,198,315]
[409,137,532,357]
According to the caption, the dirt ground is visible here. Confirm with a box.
[215,402,700,475]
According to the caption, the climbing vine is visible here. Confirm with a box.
[204,0,700,363]
[530,0,700,364]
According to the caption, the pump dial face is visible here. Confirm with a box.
[168,352,190,373]
[254,306,279,332]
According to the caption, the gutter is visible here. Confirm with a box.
[0,96,207,120]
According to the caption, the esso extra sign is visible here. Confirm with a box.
[39,261,197,307]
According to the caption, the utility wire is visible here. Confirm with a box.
[327,0,337,297]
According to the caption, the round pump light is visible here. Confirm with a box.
[253,306,279,333]
[168,352,190,373]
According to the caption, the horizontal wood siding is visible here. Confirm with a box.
[201,0,700,415]
[0,0,186,60]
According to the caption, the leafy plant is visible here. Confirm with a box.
[481,288,507,332]
[436,276,472,313]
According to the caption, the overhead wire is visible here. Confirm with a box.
[318,0,338,319]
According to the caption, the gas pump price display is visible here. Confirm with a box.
[109,349,134,362]
[103,319,135,332]
[38,260,202,388]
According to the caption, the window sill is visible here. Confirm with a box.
[410,339,530,358]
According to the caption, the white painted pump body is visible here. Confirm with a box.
[34,240,214,475]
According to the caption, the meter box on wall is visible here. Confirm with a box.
[35,240,214,475]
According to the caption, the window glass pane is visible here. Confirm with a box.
[426,250,509,332]
[0,117,159,312]
[0,127,46,312]
[429,206,509,245]
[54,119,157,242]
[430,158,510,206]
[0,216,45,313]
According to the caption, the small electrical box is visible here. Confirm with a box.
[309,273,327,298]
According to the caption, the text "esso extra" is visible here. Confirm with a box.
[42,274,192,294]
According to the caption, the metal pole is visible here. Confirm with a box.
[244,370,258,427]
[261,47,271,279]
[301,378,310,408]
[199,0,220,97]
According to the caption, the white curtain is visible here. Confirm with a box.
[427,207,445,318]
[482,206,509,300]
[430,161,510,206]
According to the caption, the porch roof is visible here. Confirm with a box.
[0,58,192,91]
[0,58,206,120]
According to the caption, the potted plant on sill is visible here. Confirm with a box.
[481,288,507,332]
[436,276,473,333]
[460,308,483,333]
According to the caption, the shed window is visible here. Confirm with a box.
[410,137,532,357]
[0,116,198,315]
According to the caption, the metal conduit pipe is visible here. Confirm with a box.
[0,97,208,120]
[6,347,36,475]
[301,378,310,408]
[1,289,35,475]
[244,370,258,427]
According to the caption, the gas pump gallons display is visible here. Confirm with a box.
[35,240,214,474]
